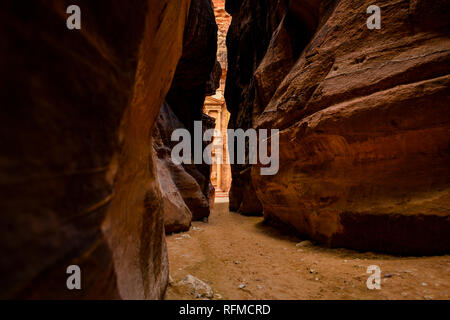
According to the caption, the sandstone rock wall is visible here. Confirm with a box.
[167,0,218,134]
[225,0,450,254]
[0,0,217,299]
[162,0,218,224]
[225,0,289,214]
[154,102,216,234]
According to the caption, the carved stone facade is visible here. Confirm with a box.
[204,0,232,196]
[204,95,231,195]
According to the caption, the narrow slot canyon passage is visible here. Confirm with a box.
[163,0,450,300]
[1,0,449,301]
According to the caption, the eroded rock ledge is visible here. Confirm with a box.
[225,0,450,254]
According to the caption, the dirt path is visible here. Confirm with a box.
[165,199,450,300]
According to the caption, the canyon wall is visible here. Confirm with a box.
[225,0,289,214]
[157,0,218,232]
[225,0,450,254]
[161,0,218,227]
[0,0,216,299]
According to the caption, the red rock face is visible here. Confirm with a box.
[154,103,216,233]
[0,0,218,299]
[225,0,287,214]
[226,0,450,254]
[167,0,218,133]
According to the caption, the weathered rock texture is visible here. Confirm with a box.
[226,0,450,254]
[225,0,291,214]
[159,0,218,225]
[154,103,216,234]
[167,0,218,134]
[0,0,216,299]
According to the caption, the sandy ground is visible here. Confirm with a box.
[165,199,450,300]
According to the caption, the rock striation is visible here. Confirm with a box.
[225,0,450,254]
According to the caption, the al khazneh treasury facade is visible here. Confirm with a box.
[204,0,231,196]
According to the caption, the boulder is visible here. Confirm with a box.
[177,275,214,299]
[156,156,193,234]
